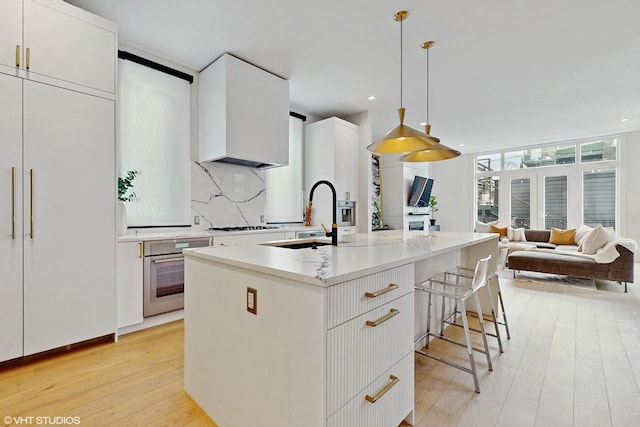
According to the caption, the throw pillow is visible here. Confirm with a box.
[549,228,576,245]
[489,225,508,238]
[475,220,499,233]
[574,224,593,245]
[580,225,611,254]
[507,227,527,241]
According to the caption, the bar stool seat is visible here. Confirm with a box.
[445,247,511,343]
[414,255,493,393]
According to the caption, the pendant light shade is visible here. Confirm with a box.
[400,40,461,162]
[367,11,438,154]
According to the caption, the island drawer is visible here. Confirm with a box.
[326,293,413,417]
[327,351,414,427]
[327,263,413,328]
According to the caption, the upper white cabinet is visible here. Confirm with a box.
[0,0,117,95]
[305,117,360,228]
[199,53,289,168]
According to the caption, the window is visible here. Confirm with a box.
[544,176,568,229]
[118,56,192,227]
[583,169,616,228]
[581,139,617,163]
[266,115,304,223]
[477,176,499,223]
[510,178,531,228]
[476,153,501,172]
[504,145,575,170]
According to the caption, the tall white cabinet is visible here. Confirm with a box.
[0,0,116,362]
[305,117,360,229]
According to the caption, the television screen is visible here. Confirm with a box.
[408,176,434,207]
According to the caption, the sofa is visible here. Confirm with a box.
[504,227,636,292]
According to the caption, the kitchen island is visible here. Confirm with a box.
[183,231,498,427]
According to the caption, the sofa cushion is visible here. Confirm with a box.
[581,225,612,254]
[475,220,499,233]
[490,225,508,237]
[507,227,527,241]
[549,228,576,245]
[532,242,557,249]
[574,224,594,245]
[525,229,551,243]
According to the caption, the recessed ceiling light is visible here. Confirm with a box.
[368,95,376,101]
[621,117,630,122]
[459,144,465,147]
[419,121,427,127]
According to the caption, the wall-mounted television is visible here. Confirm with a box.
[408,176,434,207]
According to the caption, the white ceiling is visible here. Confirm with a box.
[67,0,640,154]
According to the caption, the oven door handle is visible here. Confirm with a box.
[152,256,184,264]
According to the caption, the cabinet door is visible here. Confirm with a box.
[23,0,117,94]
[22,80,115,355]
[0,0,22,73]
[116,241,144,329]
[0,74,23,362]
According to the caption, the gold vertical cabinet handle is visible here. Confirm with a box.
[138,242,143,258]
[29,169,33,239]
[365,283,398,298]
[16,45,20,67]
[365,375,399,403]
[11,167,16,239]
[25,47,30,70]
[365,308,399,327]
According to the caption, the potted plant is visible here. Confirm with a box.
[116,170,139,235]
[428,195,438,226]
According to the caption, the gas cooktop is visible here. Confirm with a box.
[208,226,279,232]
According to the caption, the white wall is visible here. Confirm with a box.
[619,131,640,244]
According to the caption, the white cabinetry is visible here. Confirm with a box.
[116,241,144,329]
[185,260,414,426]
[0,0,117,95]
[199,53,289,168]
[305,117,360,228]
[0,3,116,362]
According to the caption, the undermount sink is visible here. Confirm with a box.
[262,238,332,250]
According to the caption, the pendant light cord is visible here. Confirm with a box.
[426,47,429,124]
[400,17,403,108]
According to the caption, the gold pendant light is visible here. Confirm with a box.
[400,41,461,162]
[367,11,438,154]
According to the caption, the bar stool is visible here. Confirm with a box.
[445,247,511,342]
[414,255,493,393]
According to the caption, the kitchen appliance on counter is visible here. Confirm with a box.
[337,200,356,227]
[208,225,279,232]
[143,237,210,317]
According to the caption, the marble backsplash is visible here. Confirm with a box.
[191,161,266,229]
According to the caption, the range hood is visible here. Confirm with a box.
[199,53,290,169]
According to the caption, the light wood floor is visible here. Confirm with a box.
[1,270,638,427]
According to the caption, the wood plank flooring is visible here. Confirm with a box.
[0,268,638,426]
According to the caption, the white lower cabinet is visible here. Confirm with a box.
[326,265,414,425]
[328,353,414,427]
[116,241,144,328]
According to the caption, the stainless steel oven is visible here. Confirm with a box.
[143,237,210,317]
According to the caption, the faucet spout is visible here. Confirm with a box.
[309,180,338,246]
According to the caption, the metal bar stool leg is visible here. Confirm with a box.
[484,278,503,353]
[473,291,493,371]
[459,298,481,393]
[496,277,511,339]
[425,289,433,349]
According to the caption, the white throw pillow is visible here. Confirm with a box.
[574,224,593,245]
[507,227,527,241]
[475,220,499,233]
[581,225,612,254]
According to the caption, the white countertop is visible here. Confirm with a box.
[184,231,497,286]
[117,225,320,242]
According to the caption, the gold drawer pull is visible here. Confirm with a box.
[365,283,398,298]
[138,242,143,258]
[366,308,399,327]
[365,375,399,403]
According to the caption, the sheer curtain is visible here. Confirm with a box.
[118,59,191,226]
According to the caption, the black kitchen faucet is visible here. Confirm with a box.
[308,180,338,246]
